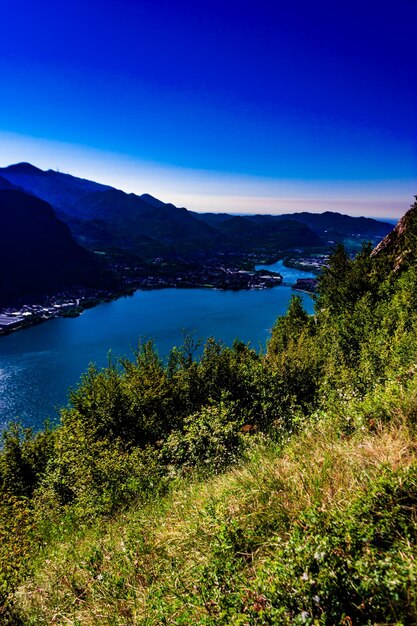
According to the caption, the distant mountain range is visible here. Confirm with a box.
[0,163,393,263]
[193,210,392,242]
[0,162,395,304]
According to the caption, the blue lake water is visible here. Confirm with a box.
[0,261,315,430]
[255,259,316,282]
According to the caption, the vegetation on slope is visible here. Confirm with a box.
[1,199,417,624]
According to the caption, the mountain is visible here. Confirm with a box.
[0,163,219,257]
[0,163,325,260]
[272,210,393,240]
[371,196,417,271]
[0,189,108,304]
[0,162,112,218]
[213,215,322,250]
[0,175,20,190]
[192,212,236,226]
[68,188,219,256]
[194,210,393,244]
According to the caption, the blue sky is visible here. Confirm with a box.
[0,0,416,217]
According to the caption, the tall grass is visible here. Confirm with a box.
[16,396,417,624]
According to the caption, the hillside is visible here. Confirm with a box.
[0,175,20,190]
[67,187,220,256]
[273,210,392,240]
[0,197,416,624]
[213,215,322,250]
[0,189,108,305]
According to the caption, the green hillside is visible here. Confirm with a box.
[1,198,417,625]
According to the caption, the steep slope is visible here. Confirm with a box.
[371,196,417,271]
[2,199,417,624]
[0,189,107,304]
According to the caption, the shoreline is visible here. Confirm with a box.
[0,273,284,338]
[0,257,320,339]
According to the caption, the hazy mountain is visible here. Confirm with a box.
[194,210,393,243]
[0,189,108,304]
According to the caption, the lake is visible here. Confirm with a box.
[0,261,315,430]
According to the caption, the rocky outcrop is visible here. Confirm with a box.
[371,197,417,271]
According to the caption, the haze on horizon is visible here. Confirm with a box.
[0,0,416,219]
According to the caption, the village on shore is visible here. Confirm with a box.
[0,255,325,336]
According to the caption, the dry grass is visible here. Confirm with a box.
[15,413,417,625]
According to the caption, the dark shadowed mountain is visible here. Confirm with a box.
[192,212,233,226]
[273,211,393,240]
[139,193,168,209]
[0,189,109,305]
[67,190,324,257]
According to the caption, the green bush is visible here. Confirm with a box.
[162,400,245,474]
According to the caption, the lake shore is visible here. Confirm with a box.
[0,284,315,429]
[0,267,284,338]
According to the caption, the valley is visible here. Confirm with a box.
[0,163,394,336]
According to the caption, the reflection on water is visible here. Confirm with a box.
[0,277,314,430]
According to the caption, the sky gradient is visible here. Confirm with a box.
[0,0,416,217]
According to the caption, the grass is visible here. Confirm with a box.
[14,401,417,625]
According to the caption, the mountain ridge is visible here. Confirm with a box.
[0,163,393,263]
[0,163,326,259]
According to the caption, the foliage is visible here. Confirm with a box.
[0,423,55,498]
[162,400,246,474]
[0,495,35,623]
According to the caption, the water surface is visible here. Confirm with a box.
[255,259,316,282]
[0,263,314,430]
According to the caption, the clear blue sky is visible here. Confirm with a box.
[0,0,416,216]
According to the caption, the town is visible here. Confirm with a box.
[0,264,286,336]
